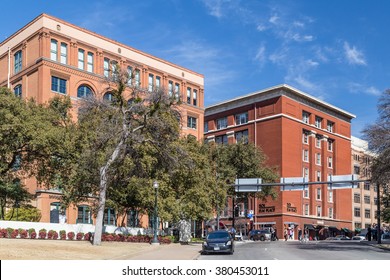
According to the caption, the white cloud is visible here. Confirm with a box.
[343,42,367,65]
[256,24,267,31]
[255,45,266,64]
[348,83,381,96]
[269,14,280,24]
[201,0,231,19]
[293,21,305,28]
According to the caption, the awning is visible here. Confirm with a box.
[284,222,298,225]
[254,222,276,225]
[342,228,352,233]
[304,224,315,230]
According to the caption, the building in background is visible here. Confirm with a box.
[204,84,356,240]
[351,136,377,233]
[0,14,204,227]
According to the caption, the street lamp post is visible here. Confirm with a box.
[151,180,160,245]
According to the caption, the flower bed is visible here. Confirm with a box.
[0,227,172,244]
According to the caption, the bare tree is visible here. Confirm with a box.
[76,66,181,245]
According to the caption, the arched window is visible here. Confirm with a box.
[103,92,114,102]
[77,85,94,98]
[14,85,22,98]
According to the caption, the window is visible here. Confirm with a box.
[327,121,334,132]
[168,81,173,97]
[14,85,22,98]
[87,52,94,72]
[303,188,309,198]
[50,39,58,61]
[317,206,321,217]
[78,49,85,70]
[135,69,140,87]
[187,116,197,129]
[328,190,333,203]
[364,209,370,219]
[127,210,139,227]
[235,112,248,125]
[354,207,361,217]
[316,136,321,148]
[77,85,94,98]
[174,83,180,100]
[315,116,322,128]
[316,188,321,200]
[364,182,370,190]
[328,157,333,168]
[354,193,361,203]
[316,153,321,165]
[50,202,61,223]
[204,122,209,133]
[303,167,309,180]
[328,207,333,219]
[304,204,309,216]
[51,76,66,94]
[328,140,333,151]
[104,208,116,226]
[77,205,91,224]
[111,61,118,79]
[303,150,309,162]
[60,43,67,64]
[104,58,110,77]
[103,92,114,102]
[364,195,370,204]
[193,89,197,106]
[14,50,22,73]
[303,131,309,144]
[148,74,154,92]
[316,171,321,182]
[235,130,248,143]
[156,76,161,89]
[216,117,228,130]
[354,165,360,175]
[127,67,133,85]
[187,87,191,104]
[302,111,310,124]
[215,135,228,145]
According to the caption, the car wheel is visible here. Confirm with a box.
[260,236,265,241]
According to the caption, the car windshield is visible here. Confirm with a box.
[208,232,230,239]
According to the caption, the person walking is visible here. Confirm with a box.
[367,225,372,241]
[298,227,302,241]
[284,227,288,241]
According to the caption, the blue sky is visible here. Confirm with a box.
[1,0,389,137]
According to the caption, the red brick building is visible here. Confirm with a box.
[204,84,356,240]
[0,14,204,227]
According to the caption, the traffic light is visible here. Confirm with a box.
[234,206,239,217]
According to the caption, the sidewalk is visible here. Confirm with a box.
[126,242,202,260]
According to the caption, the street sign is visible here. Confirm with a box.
[234,178,262,192]
[280,177,306,191]
[327,174,359,189]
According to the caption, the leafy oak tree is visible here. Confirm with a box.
[363,89,390,223]
[0,87,73,219]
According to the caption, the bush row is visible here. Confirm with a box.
[0,227,172,244]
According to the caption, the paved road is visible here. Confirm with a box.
[198,240,390,260]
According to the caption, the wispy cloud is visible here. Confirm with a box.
[348,82,381,96]
[343,42,367,65]
[201,0,228,19]
[254,44,266,66]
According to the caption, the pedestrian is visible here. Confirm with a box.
[229,227,236,240]
[298,227,302,241]
[304,227,309,241]
[284,227,288,241]
[270,227,275,241]
[367,225,372,241]
[274,227,278,241]
[288,227,293,239]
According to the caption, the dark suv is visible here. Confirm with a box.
[249,229,271,241]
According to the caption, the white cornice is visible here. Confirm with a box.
[205,84,356,121]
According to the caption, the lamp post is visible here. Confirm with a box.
[151,180,160,245]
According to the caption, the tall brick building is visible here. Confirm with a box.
[205,84,356,239]
[0,14,204,226]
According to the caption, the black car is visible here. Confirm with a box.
[202,230,234,254]
[249,229,272,241]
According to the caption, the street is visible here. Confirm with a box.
[198,240,390,260]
